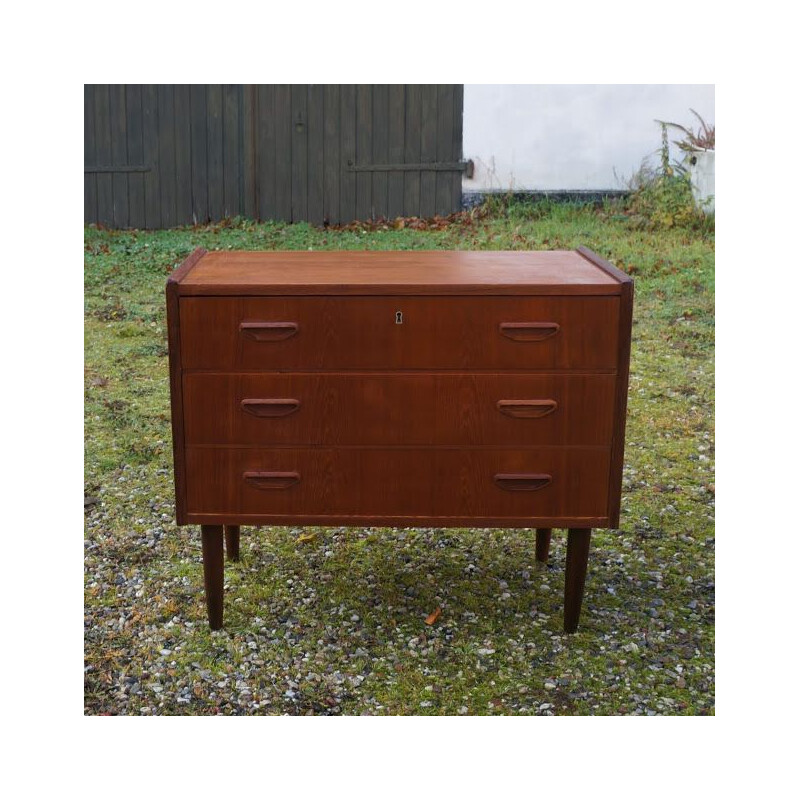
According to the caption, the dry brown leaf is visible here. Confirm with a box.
[296,531,318,544]
[424,607,441,626]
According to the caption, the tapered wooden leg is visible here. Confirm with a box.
[564,528,591,633]
[201,525,224,630]
[225,525,240,561]
[535,528,552,563]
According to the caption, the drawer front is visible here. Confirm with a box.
[180,296,620,370]
[183,373,616,446]
[185,447,610,520]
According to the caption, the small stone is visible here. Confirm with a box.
[676,676,686,688]
[544,681,556,690]
[351,614,360,622]
[420,700,433,708]
[458,706,469,714]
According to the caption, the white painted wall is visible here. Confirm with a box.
[462,84,715,192]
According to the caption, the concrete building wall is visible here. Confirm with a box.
[462,84,715,192]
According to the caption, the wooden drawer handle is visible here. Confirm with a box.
[239,321,299,341]
[241,398,301,418]
[243,471,300,490]
[499,322,560,341]
[494,473,552,492]
[497,399,558,419]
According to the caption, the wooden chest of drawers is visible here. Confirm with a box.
[167,247,633,632]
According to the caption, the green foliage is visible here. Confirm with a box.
[625,169,699,230]
[616,122,712,231]
[656,109,715,152]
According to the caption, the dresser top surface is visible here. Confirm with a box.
[173,248,629,296]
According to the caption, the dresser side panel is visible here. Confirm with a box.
[166,249,207,525]
[574,247,634,528]
[607,278,634,526]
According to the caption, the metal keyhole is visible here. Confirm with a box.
[396,311,403,324]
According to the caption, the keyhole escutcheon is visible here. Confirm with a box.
[395,311,403,324]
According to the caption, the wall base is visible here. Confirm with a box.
[462,189,630,210]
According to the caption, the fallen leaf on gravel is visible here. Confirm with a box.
[84,496,101,507]
[90,376,108,387]
[296,531,318,544]
[425,607,441,626]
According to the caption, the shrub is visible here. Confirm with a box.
[619,122,709,230]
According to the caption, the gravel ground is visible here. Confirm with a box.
[85,504,713,715]
[84,208,714,715]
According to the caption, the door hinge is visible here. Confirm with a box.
[84,165,152,173]
[347,159,473,177]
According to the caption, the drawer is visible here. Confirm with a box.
[184,446,611,521]
[180,296,620,370]
[182,372,617,446]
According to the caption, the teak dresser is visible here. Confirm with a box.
[166,247,633,633]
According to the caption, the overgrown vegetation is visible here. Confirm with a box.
[610,117,714,230]
[85,201,714,716]
[657,109,715,152]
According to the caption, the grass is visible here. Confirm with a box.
[84,199,714,715]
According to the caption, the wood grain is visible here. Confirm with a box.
[576,247,634,526]
[201,525,224,629]
[224,525,240,562]
[182,372,616,447]
[176,250,621,295]
[535,528,552,563]
[187,512,609,528]
[168,247,633,633]
[184,446,611,520]
[166,248,208,524]
[564,528,592,633]
[179,296,620,370]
